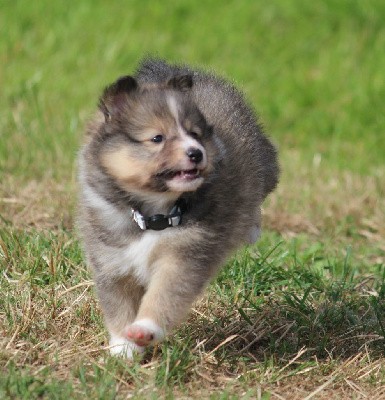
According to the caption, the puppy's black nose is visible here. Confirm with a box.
[187,148,203,164]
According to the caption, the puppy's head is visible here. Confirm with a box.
[89,74,218,196]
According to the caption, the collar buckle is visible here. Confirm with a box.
[131,201,184,231]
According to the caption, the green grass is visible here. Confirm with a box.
[1,0,385,398]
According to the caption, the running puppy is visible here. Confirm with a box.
[77,58,279,358]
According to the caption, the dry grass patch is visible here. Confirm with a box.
[0,175,75,231]
[265,151,385,260]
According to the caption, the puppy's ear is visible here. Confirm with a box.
[99,76,138,121]
[167,74,193,92]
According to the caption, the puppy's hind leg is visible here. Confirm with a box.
[125,254,209,347]
[95,274,145,358]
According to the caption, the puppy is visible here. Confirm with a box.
[77,58,279,358]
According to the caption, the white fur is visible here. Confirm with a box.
[90,230,168,286]
[166,94,207,166]
[109,333,144,358]
[131,318,165,342]
[167,95,181,125]
[123,231,165,285]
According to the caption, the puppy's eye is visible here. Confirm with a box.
[151,135,164,143]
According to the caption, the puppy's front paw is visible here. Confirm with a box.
[125,318,165,347]
[109,334,144,359]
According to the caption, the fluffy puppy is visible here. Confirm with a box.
[77,58,279,358]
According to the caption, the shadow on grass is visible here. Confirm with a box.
[177,244,385,366]
[185,293,385,365]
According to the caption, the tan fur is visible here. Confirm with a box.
[135,255,189,330]
[101,147,151,189]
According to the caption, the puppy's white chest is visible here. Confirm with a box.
[121,231,163,285]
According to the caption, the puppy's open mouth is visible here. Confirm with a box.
[171,168,200,180]
[157,168,204,192]
[160,168,201,181]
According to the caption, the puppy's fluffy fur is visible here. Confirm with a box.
[78,58,279,358]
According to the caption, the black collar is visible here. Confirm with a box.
[131,199,186,231]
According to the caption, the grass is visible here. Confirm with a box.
[1,0,385,398]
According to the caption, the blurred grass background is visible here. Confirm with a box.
[1,0,384,180]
